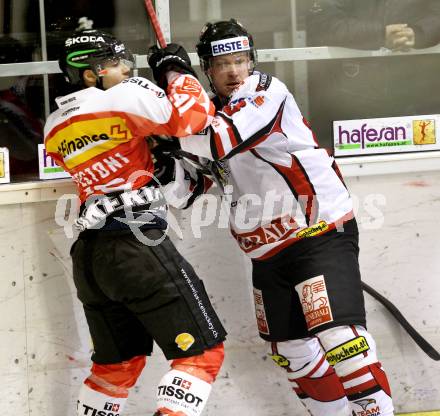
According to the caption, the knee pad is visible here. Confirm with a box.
[78,355,146,416]
[316,325,378,377]
[269,338,321,375]
[171,343,224,383]
[317,325,391,398]
[270,339,346,403]
[156,344,224,416]
[85,355,146,398]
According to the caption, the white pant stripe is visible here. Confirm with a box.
[342,373,373,389]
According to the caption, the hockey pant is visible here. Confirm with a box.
[270,326,394,416]
[76,343,224,416]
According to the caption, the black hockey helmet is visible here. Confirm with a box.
[59,29,134,88]
[196,19,257,73]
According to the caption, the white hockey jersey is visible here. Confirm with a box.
[178,72,353,260]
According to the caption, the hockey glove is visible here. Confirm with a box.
[148,43,197,89]
[149,136,181,186]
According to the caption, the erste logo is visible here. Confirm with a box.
[211,36,250,56]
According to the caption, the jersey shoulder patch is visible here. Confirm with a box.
[256,72,273,92]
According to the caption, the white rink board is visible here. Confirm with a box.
[0,170,439,415]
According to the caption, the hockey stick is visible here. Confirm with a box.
[142,0,228,192]
[362,281,440,361]
[144,0,167,48]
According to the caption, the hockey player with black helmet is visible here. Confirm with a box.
[44,29,226,416]
[196,19,257,104]
[158,19,396,415]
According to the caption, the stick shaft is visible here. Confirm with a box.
[362,281,440,361]
[144,0,167,48]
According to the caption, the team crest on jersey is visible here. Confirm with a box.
[296,275,334,330]
[180,77,202,96]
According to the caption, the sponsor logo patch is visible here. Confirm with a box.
[180,77,202,96]
[0,147,10,183]
[325,336,370,366]
[104,402,120,412]
[271,354,290,368]
[45,117,133,169]
[65,35,105,47]
[61,106,80,117]
[296,221,329,239]
[0,151,4,178]
[57,133,110,158]
[231,216,299,253]
[211,36,250,56]
[175,332,195,351]
[413,119,436,145]
[256,73,272,92]
[79,402,121,415]
[253,288,270,335]
[296,275,333,330]
[59,96,76,106]
[114,43,125,53]
[353,398,381,416]
[251,95,265,108]
[121,77,165,97]
[157,385,204,408]
[172,376,192,390]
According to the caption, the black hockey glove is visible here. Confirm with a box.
[148,43,197,89]
[148,136,181,186]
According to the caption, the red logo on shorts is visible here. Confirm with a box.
[253,288,270,335]
[296,275,333,330]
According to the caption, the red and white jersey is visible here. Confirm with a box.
[44,73,213,202]
[179,72,353,260]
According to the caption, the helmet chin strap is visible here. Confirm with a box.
[93,65,106,90]
[206,73,220,100]
[95,77,105,90]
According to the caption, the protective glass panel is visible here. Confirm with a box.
[0,75,44,179]
[46,0,155,105]
[0,0,41,63]
[304,0,440,149]
[171,0,440,150]
[170,0,298,52]
[0,0,156,182]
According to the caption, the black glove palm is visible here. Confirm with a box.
[148,43,197,89]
